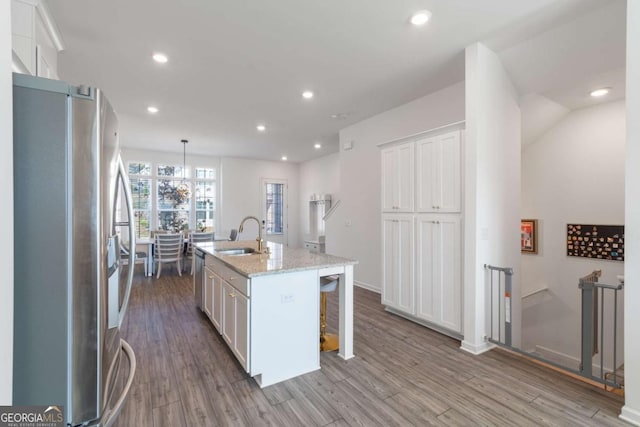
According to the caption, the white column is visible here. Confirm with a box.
[621,1,640,424]
[0,0,15,405]
[462,43,521,354]
[338,264,354,360]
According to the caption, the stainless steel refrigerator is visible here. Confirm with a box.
[12,73,137,427]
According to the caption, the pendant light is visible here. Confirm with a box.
[176,139,190,201]
[181,139,188,182]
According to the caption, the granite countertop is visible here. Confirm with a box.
[195,240,357,278]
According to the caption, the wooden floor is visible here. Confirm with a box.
[114,267,627,427]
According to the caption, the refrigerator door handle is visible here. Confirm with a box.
[116,157,136,328]
[101,339,137,427]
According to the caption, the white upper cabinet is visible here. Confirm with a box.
[416,131,461,213]
[381,142,414,212]
[12,0,64,79]
[12,0,36,75]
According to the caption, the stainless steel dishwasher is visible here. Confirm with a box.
[194,248,205,310]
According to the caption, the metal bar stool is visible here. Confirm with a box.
[320,275,339,352]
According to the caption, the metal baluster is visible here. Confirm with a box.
[600,287,604,380]
[498,270,502,343]
[613,289,618,385]
[505,269,512,347]
[490,269,494,341]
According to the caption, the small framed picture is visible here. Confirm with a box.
[521,219,538,254]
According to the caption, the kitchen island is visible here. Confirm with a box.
[195,240,357,387]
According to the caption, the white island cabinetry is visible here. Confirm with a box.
[206,256,250,371]
[198,240,356,388]
[222,280,249,369]
[202,265,214,320]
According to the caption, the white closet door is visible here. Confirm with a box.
[438,131,461,212]
[381,148,396,212]
[416,137,438,212]
[395,143,415,212]
[415,216,437,322]
[438,216,462,333]
[381,215,415,313]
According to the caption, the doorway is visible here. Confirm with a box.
[261,178,288,246]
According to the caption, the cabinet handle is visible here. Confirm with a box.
[208,275,214,279]
[229,277,235,281]
[228,292,236,298]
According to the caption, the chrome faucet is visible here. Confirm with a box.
[239,216,264,253]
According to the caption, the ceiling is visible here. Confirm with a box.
[47,0,624,162]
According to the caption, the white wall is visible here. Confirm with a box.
[463,43,521,354]
[299,152,340,245]
[220,157,300,247]
[621,0,640,424]
[333,81,465,290]
[1,0,14,404]
[521,101,625,369]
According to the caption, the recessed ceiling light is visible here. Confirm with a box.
[314,143,322,149]
[152,53,168,63]
[302,90,314,99]
[147,106,159,113]
[281,156,288,161]
[590,88,611,98]
[410,10,432,26]
[256,124,266,132]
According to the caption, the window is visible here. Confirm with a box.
[157,164,191,232]
[126,161,217,236]
[128,162,152,238]
[265,182,284,234]
[194,167,216,232]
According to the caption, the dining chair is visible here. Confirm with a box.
[154,233,184,279]
[186,231,214,275]
[120,242,148,276]
[214,229,239,242]
[151,229,170,236]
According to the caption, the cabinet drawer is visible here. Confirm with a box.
[204,255,249,296]
[205,255,221,269]
[219,264,249,296]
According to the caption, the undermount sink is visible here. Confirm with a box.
[215,247,256,256]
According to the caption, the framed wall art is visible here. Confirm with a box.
[521,219,538,254]
[567,224,624,261]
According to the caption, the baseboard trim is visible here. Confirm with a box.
[385,307,463,340]
[355,280,380,293]
[534,344,613,372]
[620,405,640,426]
[460,340,495,355]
